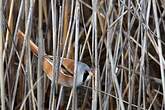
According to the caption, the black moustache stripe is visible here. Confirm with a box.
[83,71,89,82]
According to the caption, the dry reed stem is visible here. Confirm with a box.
[2,0,165,109]
[0,0,5,109]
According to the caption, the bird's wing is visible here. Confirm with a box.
[62,58,75,75]
[44,56,74,77]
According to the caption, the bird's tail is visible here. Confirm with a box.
[17,30,39,56]
[17,30,53,79]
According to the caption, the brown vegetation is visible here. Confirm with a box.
[0,0,165,110]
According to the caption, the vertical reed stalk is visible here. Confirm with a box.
[0,0,5,109]
[92,0,98,109]
[37,0,44,109]
[152,0,165,107]
[49,0,57,109]
[72,0,80,109]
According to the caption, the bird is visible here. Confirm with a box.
[17,30,94,87]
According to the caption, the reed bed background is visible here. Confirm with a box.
[0,0,165,110]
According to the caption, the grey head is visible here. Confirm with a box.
[76,62,93,86]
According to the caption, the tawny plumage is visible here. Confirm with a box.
[17,30,94,87]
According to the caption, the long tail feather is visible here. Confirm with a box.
[17,30,39,56]
[17,30,53,79]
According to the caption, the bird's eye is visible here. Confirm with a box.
[83,71,89,82]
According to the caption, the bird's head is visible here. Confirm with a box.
[76,62,95,86]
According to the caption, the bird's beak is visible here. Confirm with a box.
[88,67,95,77]
[89,71,94,77]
